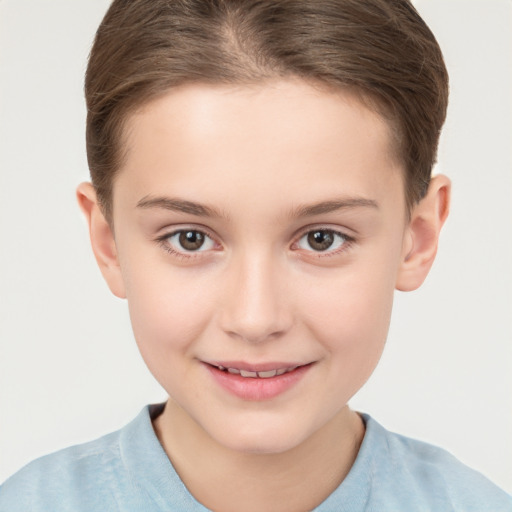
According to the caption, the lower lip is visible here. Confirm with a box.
[205,364,312,401]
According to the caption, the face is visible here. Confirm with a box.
[110,80,410,454]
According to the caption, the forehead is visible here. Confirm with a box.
[114,79,404,217]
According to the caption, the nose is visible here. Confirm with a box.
[218,252,293,344]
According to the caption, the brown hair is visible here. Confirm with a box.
[85,0,448,221]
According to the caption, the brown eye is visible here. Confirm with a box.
[308,231,334,251]
[298,229,347,252]
[165,230,215,253]
[179,230,205,250]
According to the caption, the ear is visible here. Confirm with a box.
[395,175,451,291]
[76,182,126,299]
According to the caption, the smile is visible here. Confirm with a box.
[210,364,298,379]
[204,362,313,401]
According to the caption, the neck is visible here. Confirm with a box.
[153,400,365,512]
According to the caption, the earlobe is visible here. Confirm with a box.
[395,175,451,292]
[76,182,126,299]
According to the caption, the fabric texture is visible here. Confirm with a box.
[1,404,511,511]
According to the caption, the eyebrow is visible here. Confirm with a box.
[136,195,379,219]
[291,198,379,218]
[136,196,225,218]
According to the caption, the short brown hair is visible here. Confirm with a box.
[85,0,448,221]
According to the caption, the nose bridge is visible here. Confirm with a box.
[219,247,292,343]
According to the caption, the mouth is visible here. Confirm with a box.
[207,363,301,379]
[204,361,313,400]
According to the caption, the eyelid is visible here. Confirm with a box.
[156,223,218,241]
[292,223,355,242]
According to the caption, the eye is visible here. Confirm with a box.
[165,229,216,252]
[297,229,348,252]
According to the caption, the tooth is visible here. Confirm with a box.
[240,370,258,378]
[217,365,225,370]
[257,370,277,378]
[276,368,287,376]
[228,368,240,375]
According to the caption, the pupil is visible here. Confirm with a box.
[308,230,334,251]
[179,231,204,250]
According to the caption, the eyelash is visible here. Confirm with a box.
[156,226,355,260]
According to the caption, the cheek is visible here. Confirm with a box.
[123,267,216,376]
[303,272,394,348]
[299,257,397,386]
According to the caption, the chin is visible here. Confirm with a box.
[219,431,302,455]
[205,413,317,456]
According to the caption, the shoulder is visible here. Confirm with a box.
[0,405,166,512]
[362,415,512,512]
[0,428,124,512]
[0,403,211,512]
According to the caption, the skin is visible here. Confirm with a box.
[78,79,450,512]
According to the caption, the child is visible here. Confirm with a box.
[1,0,510,510]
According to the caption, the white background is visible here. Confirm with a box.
[1,0,511,494]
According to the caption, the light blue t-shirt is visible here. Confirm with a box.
[1,403,511,511]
